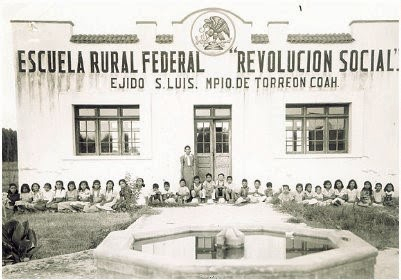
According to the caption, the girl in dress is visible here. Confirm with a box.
[293,183,304,203]
[15,184,32,212]
[112,179,134,211]
[41,183,55,211]
[58,181,78,212]
[346,179,358,204]
[357,181,373,207]
[278,185,294,204]
[70,181,92,211]
[136,178,148,206]
[97,180,118,211]
[302,183,314,204]
[322,180,335,205]
[312,185,324,205]
[383,183,395,206]
[47,180,66,211]
[5,183,20,214]
[332,179,347,206]
[372,183,384,206]
[83,180,103,213]
[180,145,196,194]
[26,183,44,211]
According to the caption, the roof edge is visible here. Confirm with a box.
[136,21,157,26]
[349,19,399,26]
[10,20,74,26]
[267,21,289,26]
[172,7,252,25]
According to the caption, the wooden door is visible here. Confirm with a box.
[195,120,213,181]
[213,120,231,177]
[194,106,232,180]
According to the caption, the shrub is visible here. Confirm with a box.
[2,220,40,265]
[287,217,304,223]
[274,201,399,249]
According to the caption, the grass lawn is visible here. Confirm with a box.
[273,199,399,250]
[5,207,157,260]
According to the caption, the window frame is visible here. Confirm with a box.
[74,105,140,156]
[285,104,349,154]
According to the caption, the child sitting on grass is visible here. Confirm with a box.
[293,183,304,203]
[278,185,294,203]
[162,181,176,204]
[372,183,384,206]
[202,173,215,203]
[265,182,274,203]
[46,180,66,211]
[383,183,395,207]
[346,179,358,205]
[322,180,335,205]
[235,179,251,204]
[215,173,227,203]
[70,181,91,212]
[357,181,373,207]
[58,181,78,212]
[191,176,202,202]
[97,180,118,211]
[112,179,134,212]
[249,179,267,203]
[15,184,32,212]
[26,183,44,212]
[149,184,162,205]
[332,179,347,206]
[302,183,314,204]
[225,176,237,203]
[5,183,20,214]
[83,180,103,213]
[176,179,190,204]
[308,185,323,205]
[39,183,55,211]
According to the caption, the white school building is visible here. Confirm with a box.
[11,7,399,193]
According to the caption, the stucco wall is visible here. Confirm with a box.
[11,11,399,194]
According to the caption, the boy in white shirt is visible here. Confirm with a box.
[225,176,237,203]
[249,179,267,203]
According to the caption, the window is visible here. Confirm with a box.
[285,104,349,154]
[75,105,140,155]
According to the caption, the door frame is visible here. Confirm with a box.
[193,105,232,179]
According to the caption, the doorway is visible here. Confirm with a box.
[194,105,232,180]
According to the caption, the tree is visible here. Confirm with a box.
[2,128,18,162]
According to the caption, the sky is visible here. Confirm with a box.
[0,0,399,130]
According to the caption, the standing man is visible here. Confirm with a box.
[180,145,196,194]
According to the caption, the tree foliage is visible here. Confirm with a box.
[2,128,18,162]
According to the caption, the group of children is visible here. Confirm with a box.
[148,173,273,205]
[277,180,395,207]
[4,174,396,214]
[4,178,145,213]
[145,175,396,207]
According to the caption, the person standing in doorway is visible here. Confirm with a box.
[180,145,196,193]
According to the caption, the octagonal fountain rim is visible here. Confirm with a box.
[93,221,378,278]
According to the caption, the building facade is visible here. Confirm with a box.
[11,8,399,193]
